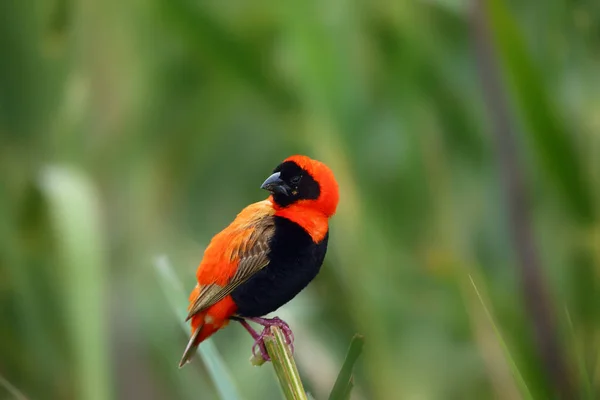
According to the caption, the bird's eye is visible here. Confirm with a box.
[290,175,301,185]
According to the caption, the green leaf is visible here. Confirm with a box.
[328,334,364,400]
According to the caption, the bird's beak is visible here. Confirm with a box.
[261,172,290,196]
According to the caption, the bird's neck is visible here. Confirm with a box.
[273,203,329,243]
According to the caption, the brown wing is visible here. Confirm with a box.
[185,218,275,320]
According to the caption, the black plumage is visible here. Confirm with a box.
[231,216,329,317]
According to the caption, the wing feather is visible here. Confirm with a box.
[186,206,275,320]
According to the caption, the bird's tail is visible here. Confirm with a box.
[179,319,202,368]
[179,288,237,368]
[178,311,228,368]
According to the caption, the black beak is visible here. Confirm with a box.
[261,172,290,196]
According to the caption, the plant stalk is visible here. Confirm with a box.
[263,327,308,400]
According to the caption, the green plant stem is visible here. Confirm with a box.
[263,327,308,400]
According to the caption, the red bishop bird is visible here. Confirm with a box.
[179,155,339,367]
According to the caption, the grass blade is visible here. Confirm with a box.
[263,326,308,400]
[564,307,594,399]
[328,334,364,400]
[40,166,111,400]
[468,275,533,400]
[153,255,242,400]
[0,371,28,400]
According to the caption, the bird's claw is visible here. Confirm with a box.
[269,317,295,347]
[251,330,271,361]
[241,316,296,361]
[248,316,295,357]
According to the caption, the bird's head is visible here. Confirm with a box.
[261,155,339,217]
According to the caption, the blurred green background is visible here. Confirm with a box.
[1,0,599,399]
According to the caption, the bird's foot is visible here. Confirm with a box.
[251,329,272,361]
[236,316,295,363]
[235,318,271,361]
[247,316,295,353]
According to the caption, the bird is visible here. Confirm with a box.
[179,155,339,368]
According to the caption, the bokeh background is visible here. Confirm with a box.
[1,0,599,399]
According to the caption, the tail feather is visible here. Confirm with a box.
[179,296,236,368]
[179,323,202,368]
